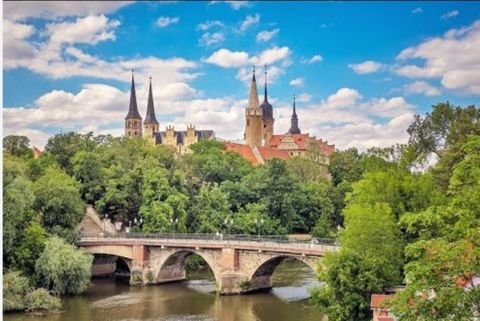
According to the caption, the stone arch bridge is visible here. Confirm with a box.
[79,234,339,295]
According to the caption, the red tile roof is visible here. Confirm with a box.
[371,294,394,309]
[256,146,291,162]
[269,133,335,156]
[225,143,261,165]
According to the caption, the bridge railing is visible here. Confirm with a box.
[79,232,338,247]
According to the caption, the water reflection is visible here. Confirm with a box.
[4,261,326,321]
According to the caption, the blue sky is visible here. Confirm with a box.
[3,1,480,149]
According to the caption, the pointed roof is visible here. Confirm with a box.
[144,77,159,125]
[248,66,260,110]
[125,71,142,120]
[288,95,301,134]
[259,64,273,119]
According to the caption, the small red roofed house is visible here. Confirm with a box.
[371,294,395,321]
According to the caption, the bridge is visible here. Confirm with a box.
[79,233,339,295]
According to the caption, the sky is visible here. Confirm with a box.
[3,1,480,150]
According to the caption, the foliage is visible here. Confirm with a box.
[24,288,62,314]
[311,251,387,321]
[33,167,84,234]
[286,156,329,183]
[3,271,31,312]
[16,220,48,277]
[72,151,105,205]
[36,237,93,295]
[192,183,231,233]
[3,135,33,158]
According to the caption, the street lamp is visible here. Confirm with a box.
[254,218,264,238]
[224,218,234,235]
[104,214,109,237]
[170,217,179,237]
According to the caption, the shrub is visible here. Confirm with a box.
[24,288,62,314]
[3,271,30,312]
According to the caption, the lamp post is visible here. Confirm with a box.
[254,218,264,238]
[104,214,109,237]
[170,217,178,238]
[224,218,234,236]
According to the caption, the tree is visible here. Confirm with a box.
[44,131,97,175]
[16,220,48,277]
[36,237,92,295]
[3,135,33,158]
[72,151,105,205]
[392,232,480,321]
[231,203,286,235]
[311,251,388,321]
[286,156,329,183]
[192,183,231,233]
[33,167,84,235]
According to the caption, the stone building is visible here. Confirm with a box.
[236,66,335,166]
[124,72,215,153]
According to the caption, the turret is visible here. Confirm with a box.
[244,66,263,147]
[260,64,274,146]
[125,70,143,137]
[288,95,301,134]
[143,77,159,141]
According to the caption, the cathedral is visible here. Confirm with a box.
[124,72,215,154]
[226,66,335,166]
[124,68,334,164]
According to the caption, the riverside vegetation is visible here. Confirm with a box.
[3,102,479,320]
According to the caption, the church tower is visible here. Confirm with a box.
[143,77,159,142]
[125,71,142,137]
[288,95,301,134]
[260,65,274,147]
[244,66,263,147]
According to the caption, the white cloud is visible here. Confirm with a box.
[155,16,179,28]
[348,60,384,74]
[412,7,423,14]
[296,93,311,103]
[3,1,133,20]
[209,1,250,10]
[394,19,480,94]
[240,13,260,31]
[256,29,279,42]
[46,15,120,45]
[204,46,291,68]
[441,10,459,20]
[302,54,323,64]
[204,49,250,67]
[404,81,441,96]
[157,82,197,99]
[236,65,283,84]
[199,32,225,46]
[197,20,224,31]
[3,20,38,65]
[4,15,199,86]
[289,78,304,87]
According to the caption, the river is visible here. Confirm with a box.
[4,260,326,321]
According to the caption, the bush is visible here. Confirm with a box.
[36,236,93,295]
[3,271,30,312]
[24,288,62,314]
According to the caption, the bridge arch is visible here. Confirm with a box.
[154,250,220,286]
[246,254,319,292]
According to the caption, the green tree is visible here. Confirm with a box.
[16,220,48,277]
[231,203,286,235]
[35,237,93,295]
[33,167,84,235]
[192,183,231,233]
[286,156,329,183]
[44,131,97,175]
[72,151,105,205]
[3,135,33,158]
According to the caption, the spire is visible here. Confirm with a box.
[263,64,269,103]
[125,70,142,119]
[144,76,159,124]
[248,65,260,110]
[288,94,301,134]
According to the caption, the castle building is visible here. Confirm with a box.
[235,66,335,166]
[124,72,215,153]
